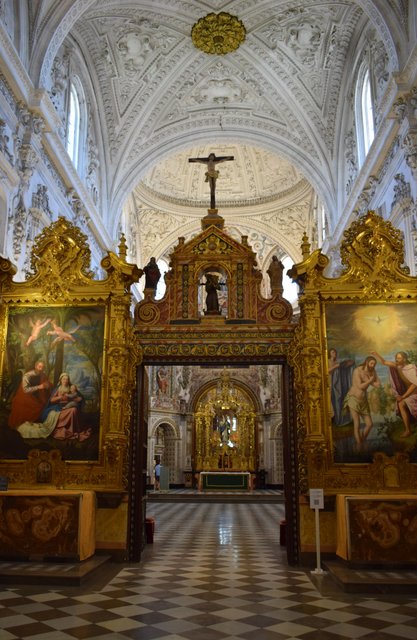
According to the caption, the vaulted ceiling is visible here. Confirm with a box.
[28,1,407,267]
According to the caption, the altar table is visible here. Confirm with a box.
[0,490,96,561]
[199,472,252,491]
[336,493,417,565]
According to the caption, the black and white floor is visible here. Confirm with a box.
[2,501,417,639]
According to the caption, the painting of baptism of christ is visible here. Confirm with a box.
[0,306,105,461]
[326,303,417,464]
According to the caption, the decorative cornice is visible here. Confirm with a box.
[137,178,311,210]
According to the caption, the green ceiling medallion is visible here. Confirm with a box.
[191,12,246,55]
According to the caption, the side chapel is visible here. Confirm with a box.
[1,206,417,569]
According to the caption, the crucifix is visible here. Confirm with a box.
[189,152,234,210]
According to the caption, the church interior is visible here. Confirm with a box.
[1,2,417,639]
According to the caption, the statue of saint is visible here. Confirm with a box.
[267,255,284,295]
[143,257,161,290]
[205,273,221,314]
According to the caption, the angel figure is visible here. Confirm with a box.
[47,320,80,346]
[26,317,51,346]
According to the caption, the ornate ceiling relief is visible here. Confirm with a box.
[139,145,304,206]
[136,207,189,264]
[226,226,276,265]
[255,4,362,146]
[265,201,312,244]
[84,14,181,116]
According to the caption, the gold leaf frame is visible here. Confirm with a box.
[288,211,417,494]
[0,217,141,490]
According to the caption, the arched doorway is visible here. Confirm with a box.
[193,370,259,474]
[130,215,299,564]
[149,420,179,487]
[131,359,298,564]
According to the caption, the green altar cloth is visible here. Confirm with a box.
[200,472,251,491]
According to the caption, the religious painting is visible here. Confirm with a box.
[0,305,105,461]
[325,303,417,463]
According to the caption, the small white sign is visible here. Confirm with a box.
[309,488,324,510]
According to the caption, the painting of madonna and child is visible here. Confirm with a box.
[326,303,417,463]
[0,306,105,461]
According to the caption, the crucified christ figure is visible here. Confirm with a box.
[188,152,234,210]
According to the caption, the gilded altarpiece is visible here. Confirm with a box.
[194,369,256,472]
[133,217,301,564]
[134,222,294,361]
[288,211,417,555]
[0,217,141,491]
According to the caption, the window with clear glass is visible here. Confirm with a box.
[361,69,375,156]
[66,82,81,166]
[355,66,375,165]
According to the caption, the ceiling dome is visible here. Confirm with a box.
[139,144,306,209]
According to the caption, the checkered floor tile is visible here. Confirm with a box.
[1,502,417,638]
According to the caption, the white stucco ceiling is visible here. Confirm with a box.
[32,0,402,266]
[140,144,306,206]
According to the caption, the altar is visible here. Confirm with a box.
[199,471,252,491]
[193,369,257,478]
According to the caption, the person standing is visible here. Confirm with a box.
[154,461,161,491]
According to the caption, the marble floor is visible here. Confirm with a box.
[2,501,417,639]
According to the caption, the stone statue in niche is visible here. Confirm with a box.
[204,273,221,314]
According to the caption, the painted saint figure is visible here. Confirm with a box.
[328,348,354,426]
[156,366,169,395]
[188,152,234,210]
[343,356,381,445]
[8,360,52,428]
[372,350,417,438]
[16,372,91,441]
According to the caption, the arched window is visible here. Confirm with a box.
[355,65,375,165]
[66,78,86,170]
[361,69,375,154]
[281,256,299,305]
